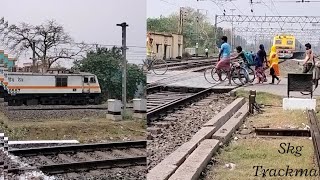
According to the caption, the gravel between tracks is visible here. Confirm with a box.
[19,148,146,166]
[147,93,234,170]
[53,166,146,180]
[6,104,108,110]
[5,109,107,121]
[1,148,55,180]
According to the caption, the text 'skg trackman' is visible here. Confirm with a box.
[253,143,319,177]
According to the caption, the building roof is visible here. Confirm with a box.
[8,71,95,76]
[148,32,182,37]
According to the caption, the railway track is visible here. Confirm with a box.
[7,141,147,176]
[6,106,109,111]
[147,59,218,89]
[154,56,216,66]
[308,110,320,168]
[165,59,214,71]
[152,58,216,72]
[146,86,233,124]
[147,85,235,170]
[255,128,311,137]
[1,104,115,121]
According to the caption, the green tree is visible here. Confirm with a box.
[147,8,224,53]
[74,47,146,101]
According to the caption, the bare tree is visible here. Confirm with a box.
[0,17,90,71]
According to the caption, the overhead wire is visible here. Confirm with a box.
[230,1,245,15]
[159,0,179,6]
[269,0,281,15]
[209,0,226,14]
[260,0,280,15]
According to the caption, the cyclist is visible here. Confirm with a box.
[217,36,231,85]
[230,46,253,83]
[230,46,246,62]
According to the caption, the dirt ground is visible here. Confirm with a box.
[277,59,303,77]
[203,90,318,180]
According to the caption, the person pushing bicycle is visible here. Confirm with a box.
[303,43,314,74]
[230,46,246,63]
[217,36,232,85]
[230,46,254,83]
[301,43,320,89]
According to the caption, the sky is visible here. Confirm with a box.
[147,0,320,45]
[1,0,146,67]
[148,0,320,20]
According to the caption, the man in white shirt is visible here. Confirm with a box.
[205,48,208,58]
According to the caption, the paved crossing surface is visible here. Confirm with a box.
[147,70,237,89]
[240,77,320,98]
[147,70,320,98]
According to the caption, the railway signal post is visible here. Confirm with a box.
[117,22,128,118]
[31,41,37,73]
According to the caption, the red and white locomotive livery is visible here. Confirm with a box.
[5,71,101,106]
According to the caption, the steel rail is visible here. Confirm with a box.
[8,156,146,175]
[255,128,310,137]
[9,141,147,156]
[308,110,320,168]
[147,88,213,124]
[7,107,109,111]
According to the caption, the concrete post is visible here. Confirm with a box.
[133,99,147,119]
[106,99,122,121]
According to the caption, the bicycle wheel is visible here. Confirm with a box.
[204,67,217,84]
[151,59,168,75]
[300,70,315,95]
[300,84,315,95]
[210,67,227,82]
[246,66,255,83]
[300,91,312,95]
[232,67,248,86]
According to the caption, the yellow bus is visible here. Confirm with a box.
[273,35,295,59]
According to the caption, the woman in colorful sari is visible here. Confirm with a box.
[255,44,267,83]
[268,45,281,84]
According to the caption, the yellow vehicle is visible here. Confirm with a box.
[273,35,296,59]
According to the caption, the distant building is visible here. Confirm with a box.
[0,50,18,71]
[147,32,183,60]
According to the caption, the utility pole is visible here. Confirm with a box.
[180,7,188,53]
[214,14,218,54]
[179,7,184,34]
[117,22,128,118]
[196,9,200,57]
[230,9,236,51]
[254,35,257,52]
[32,41,36,73]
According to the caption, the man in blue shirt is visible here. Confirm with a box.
[216,36,231,85]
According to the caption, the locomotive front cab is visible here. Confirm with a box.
[83,75,101,94]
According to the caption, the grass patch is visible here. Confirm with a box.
[0,112,146,143]
[236,90,282,107]
[247,107,307,129]
[205,138,317,180]
[236,90,307,128]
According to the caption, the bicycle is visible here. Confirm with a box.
[204,59,250,86]
[300,63,319,96]
[142,53,168,75]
